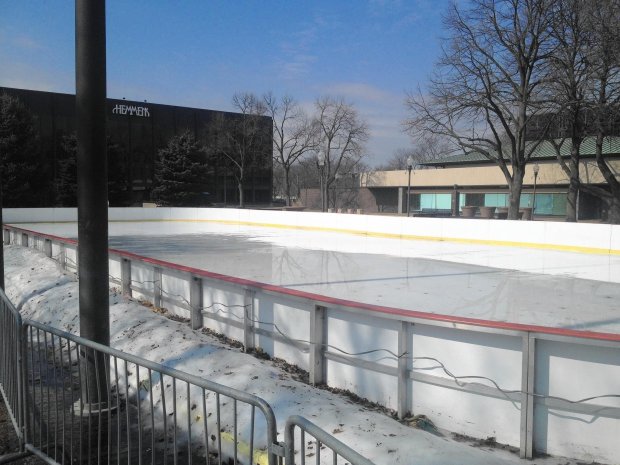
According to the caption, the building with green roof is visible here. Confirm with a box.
[360,137,620,221]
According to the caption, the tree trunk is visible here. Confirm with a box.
[284,166,292,207]
[565,177,579,222]
[324,180,330,212]
[565,138,582,222]
[508,167,524,220]
[238,181,244,208]
[607,195,620,224]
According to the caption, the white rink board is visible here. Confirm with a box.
[5,208,620,464]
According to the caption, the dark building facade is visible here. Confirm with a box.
[1,87,273,206]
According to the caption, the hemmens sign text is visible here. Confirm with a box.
[112,104,150,117]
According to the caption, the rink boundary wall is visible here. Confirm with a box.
[3,208,620,464]
[3,207,620,255]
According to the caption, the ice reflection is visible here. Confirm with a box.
[14,221,620,333]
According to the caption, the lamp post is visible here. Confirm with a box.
[532,163,540,219]
[317,150,326,212]
[406,155,414,217]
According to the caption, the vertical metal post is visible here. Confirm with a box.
[532,163,539,219]
[520,334,536,459]
[243,289,255,352]
[309,305,327,385]
[76,0,109,406]
[407,167,412,217]
[189,276,203,330]
[397,321,410,419]
[120,258,132,297]
[59,244,67,270]
[20,324,29,444]
[43,238,52,258]
[0,209,3,290]
[153,267,162,308]
[319,168,325,212]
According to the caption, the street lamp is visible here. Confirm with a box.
[532,163,540,218]
[317,150,326,212]
[406,155,414,217]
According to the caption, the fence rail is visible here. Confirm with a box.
[285,416,375,465]
[19,319,281,465]
[4,224,620,464]
[0,288,23,440]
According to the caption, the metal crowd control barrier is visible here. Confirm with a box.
[19,319,281,465]
[2,291,373,465]
[0,288,24,442]
[285,416,375,465]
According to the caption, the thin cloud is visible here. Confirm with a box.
[13,34,45,51]
[322,82,400,105]
[275,53,318,81]
[0,60,73,94]
[274,12,342,81]
[367,0,431,32]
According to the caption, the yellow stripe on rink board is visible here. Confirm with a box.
[12,218,619,256]
[158,218,620,256]
[219,431,269,465]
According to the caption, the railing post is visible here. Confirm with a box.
[397,321,411,419]
[20,324,29,444]
[309,305,327,385]
[243,289,255,352]
[520,333,536,459]
[59,244,67,270]
[189,276,203,330]
[21,233,28,247]
[120,258,132,297]
[153,267,162,308]
[3,228,9,245]
[43,238,52,258]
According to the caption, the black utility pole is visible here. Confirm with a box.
[76,0,109,405]
[0,175,4,290]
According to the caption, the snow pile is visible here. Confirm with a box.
[4,245,586,465]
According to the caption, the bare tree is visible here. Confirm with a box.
[331,160,370,210]
[379,148,415,171]
[585,0,620,223]
[264,93,316,206]
[542,0,592,222]
[208,92,269,208]
[404,0,554,219]
[314,96,369,210]
[379,135,454,170]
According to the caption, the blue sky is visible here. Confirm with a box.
[0,0,447,166]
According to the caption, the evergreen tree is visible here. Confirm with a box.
[0,93,42,207]
[55,133,132,207]
[108,139,131,206]
[151,131,209,206]
[54,133,78,206]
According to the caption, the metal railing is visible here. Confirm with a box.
[20,319,281,465]
[1,287,373,465]
[285,416,375,465]
[0,288,24,441]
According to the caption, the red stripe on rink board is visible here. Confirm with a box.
[7,224,620,343]
[8,225,79,245]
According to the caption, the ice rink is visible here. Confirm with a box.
[15,220,620,334]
